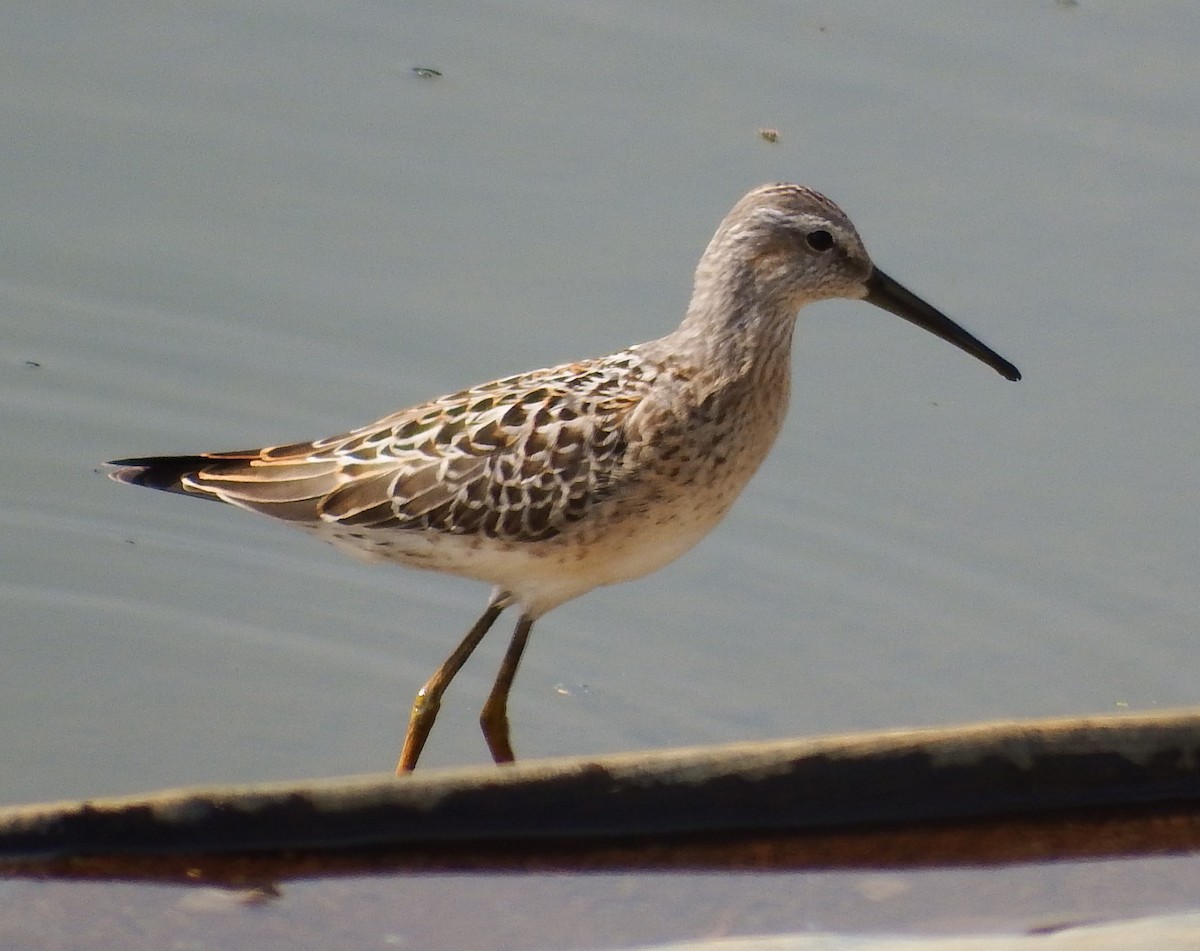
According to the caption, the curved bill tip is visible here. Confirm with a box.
[865,268,1021,382]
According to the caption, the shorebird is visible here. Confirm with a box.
[108,183,1021,773]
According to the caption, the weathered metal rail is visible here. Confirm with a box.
[3,710,1199,884]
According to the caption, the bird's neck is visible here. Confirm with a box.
[668,270,800,394]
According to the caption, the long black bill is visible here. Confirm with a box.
[865,267,1021,381]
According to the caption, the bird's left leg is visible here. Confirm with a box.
[478,613,535,764]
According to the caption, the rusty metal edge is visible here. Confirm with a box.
[3,708,1200,880]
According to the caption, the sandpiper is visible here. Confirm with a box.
[109,183,1021,773]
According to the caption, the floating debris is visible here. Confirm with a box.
[758,128,780,144]
[412,66,442,79]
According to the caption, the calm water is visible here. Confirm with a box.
[3,2,1199,947]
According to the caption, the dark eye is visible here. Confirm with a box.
[805,229,834,251]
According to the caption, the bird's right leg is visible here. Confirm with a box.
[395,590,510,774]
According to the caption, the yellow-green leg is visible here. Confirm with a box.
[479,614,535,764]
[395,593,508,774]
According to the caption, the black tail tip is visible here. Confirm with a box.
[106,456,206,492]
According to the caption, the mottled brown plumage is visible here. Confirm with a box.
[109,183,1020,772]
